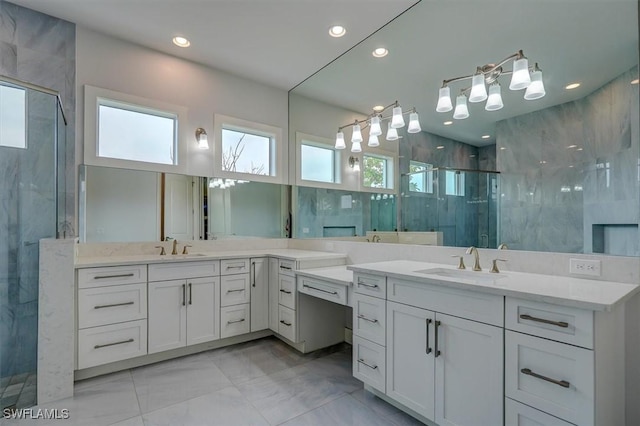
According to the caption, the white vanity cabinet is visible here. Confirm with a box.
[250,257,269,332]
[148,261,220,354]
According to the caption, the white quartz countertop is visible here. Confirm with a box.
[348,260,640,311]
[75,249,347,268]
[295,265,353,287]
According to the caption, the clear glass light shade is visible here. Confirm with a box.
[370,116,382,136]
[524,70,546,100]
[351,124,363,143]
[390,106,405,128]
[335,131,346,149]
[510,57,531,90]
[368,133,380,147]
[436,86,453,112]
[351,141,362,153]
[469,73,488,103]
[386,124,399,141]
[407,112,421,133]
[352,159,360,172]
[453,95,469,120]
[197,133,209,149]
[485,84,504,111]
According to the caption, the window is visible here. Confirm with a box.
[97,99,177,165]
[301,143,338,183]
[221,128,273,176]
[445,170,465,196]
[0,84,26,149]
[363,154,393,189]
[409,161,433,193]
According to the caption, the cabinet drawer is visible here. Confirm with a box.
[388,278,504,327]
[220,304,250,338]
[148,260,220,281]
[221,274,251,307]
[278,259,296,277]
[505,331,594,426]
[278,274,297,310]
[353,293,386,346]
[353,273,386,299]
[78,265,147,289]
[506,297,594,349]
[505,398,575,426]
[297,276,347,306]
[220,258,250,275]
[78,283,147,329]
[78,320,147,369]
[353,335,386,394]
[278,305,297,342]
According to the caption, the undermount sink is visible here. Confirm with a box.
[414,267,506,282]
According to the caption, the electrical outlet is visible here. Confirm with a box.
[569,258,601,277]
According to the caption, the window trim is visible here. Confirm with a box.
[214,114,285,184]
[409,160,434,194]
[362,153,395,192]
[0,83,27,150]
[295,132,343,189]
[84,85,188,174]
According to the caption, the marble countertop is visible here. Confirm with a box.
[348,260,640,311]
[75,249,347,268]
[295,265,353,287]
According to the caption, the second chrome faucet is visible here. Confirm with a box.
[465,246,482,271]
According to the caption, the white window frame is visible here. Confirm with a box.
[0,83,27,150]
[445,170,466,196]
[362,153,395,192]
[409,161,434,194]
[213,114,285,184]
[295,132,343,189]
[84,85,188,174]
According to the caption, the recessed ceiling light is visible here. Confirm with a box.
[481,135,491,139]
[329,25,346,38]
[436,145,445,150]
[469,154,476,158]
[540,160,547,164]
[372,47,388,58]
[373,105,385,112]
[172,36,190,47]
[567,144,578,149]
[576,147,584,151]
[565,82,581,90]
[500,147,506,150]
[443,121,453,126]
[632,78,639,85]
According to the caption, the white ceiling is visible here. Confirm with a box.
[10,0,418,90]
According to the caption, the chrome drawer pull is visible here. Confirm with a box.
[521,368,570,388]
[357,314,378,323]
[94,273,135,280]
[94,301,134,309]
[280,289,292,294]
[357,280,379,289]
[226,265,245,269]
[227,318,246,324]
[519,314,569,328]
[280,265,292,270]
[227,288,245,293]
[280,320,292,326]
[94,338,134,349]
[303,284,338,295]
[357,359,378,370]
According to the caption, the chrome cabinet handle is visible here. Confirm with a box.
[357,314,378,323]
[280,320,292,326]
[519,314,569,328]
[303,284,338,295]
[521,368,570,388]
[227,288,245,293]
[94,301,134,309]
[94,338,134,349]
[182,284,186,306]
[357,359,378,370]
[426,318,433,354]
[279,289,292,294]
[252,262,256,287]
[280,265,292,270]
[357,280,379,289]
[227,318,246,324]
[226,265,245,270]
[434,320,441,357]
[188,283,192,305]
[94,273,134,280]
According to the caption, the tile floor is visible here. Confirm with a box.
[0,373,37,412]
[1,337,424,426]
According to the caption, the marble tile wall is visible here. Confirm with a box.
[497,67,639,255]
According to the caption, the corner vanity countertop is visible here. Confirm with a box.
[348,260,639,311]
[75,249,347,268]
[295,265,353,287]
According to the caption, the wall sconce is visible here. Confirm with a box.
[195,127,209,149]
[349,156,360,172]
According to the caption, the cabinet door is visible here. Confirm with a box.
[435,313,503,426]
[268,258,279,332]
[250,258,269,332]
[386,301,435,420]
[186,277,220,346]
[148,280,187,354]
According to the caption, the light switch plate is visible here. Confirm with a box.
[569,258,601,277]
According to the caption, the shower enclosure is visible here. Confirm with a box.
[401,168,499,248]
[0,76,66,411]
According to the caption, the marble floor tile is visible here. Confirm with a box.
[108,415,145,426]
[142,387,269,426]
[74,370,133,393]
[280,394,397,426]
[131,352,232,414]
[386,410,427,426]
[350,389,401,418]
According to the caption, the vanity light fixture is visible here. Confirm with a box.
[195,127,209,149]
[329,25,346,38]
[172,36,191,47]
[348,156,360,172]
[372,47,388,58]
[436,50,545,119]
[334,101,420,152]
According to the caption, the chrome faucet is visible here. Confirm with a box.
[498,243,508,250]
[171,239,179,255]
[466,246,482,271]
[372,235,381,243]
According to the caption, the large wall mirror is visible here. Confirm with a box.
[289,0,639,256]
